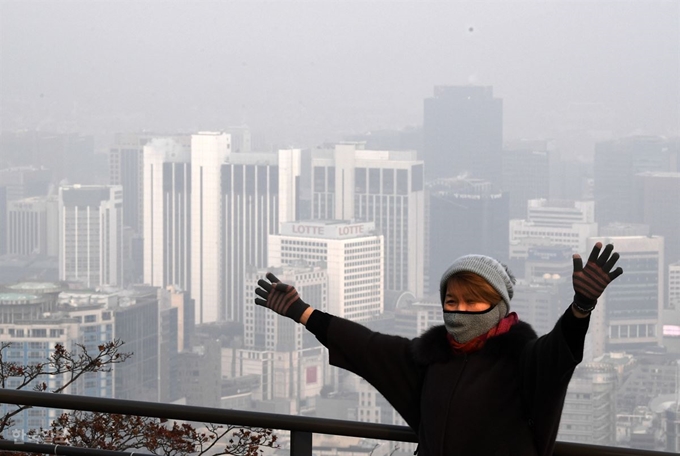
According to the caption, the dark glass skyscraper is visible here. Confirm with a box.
[594,136,678,225]
[501,141,556,219]
[633,172,680,267]
[423,86,503,183]
[427,178,509,295]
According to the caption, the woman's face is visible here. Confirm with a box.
[443,279,492,312]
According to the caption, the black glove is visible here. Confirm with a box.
[572,243,623,312]
[254,272,310,323]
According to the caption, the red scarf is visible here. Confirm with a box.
[447,312,519,354]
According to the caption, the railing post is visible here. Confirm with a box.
[290,430,312,456]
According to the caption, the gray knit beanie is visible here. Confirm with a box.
[439,255,516,310]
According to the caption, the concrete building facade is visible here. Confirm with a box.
[6,196,59,257]
[588,236,664,357]
[58,185,124,288]
[309,145,425,297]
[268,220,384,321]
[143,137,192,291]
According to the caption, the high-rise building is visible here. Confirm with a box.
[0,283,164,434]
[423,85,502,182]
[599,222,649,237]
[0,131,98,186]
[664,262,680,352]
[58,185,124,288]
[158,284,195,403]
[224,264,328,409]
[512,277,570,337]
[224,126,252,154]
[6,196,59,257]
[0,304,80,439]
[110,133,151,235]
[175,338,222,407]
[392,298,442,339]
[269,220,384,321]
[588,236,664,357]
[427,177,509,293]
[594,136,678,225]
[558,364,617,445]
[670,262,680,311]
[244,265,326,351]
[308,145,425,297]
[110,133,191,234]
[0,166,52,201]
[143,132,286,324]
[56,286,161,402]
[616,352,679,413]
[509,199,598,277]
[143,138,192,291]
[633,171,680,270]
[221,153,281,323]
[523,246,574,281]
[191,132,230,324]
[551,159,594,201]
[501,140,558,219]
[111,287,160,402]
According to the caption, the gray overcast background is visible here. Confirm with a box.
[1,0,678,146]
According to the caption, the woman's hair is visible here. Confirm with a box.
[447,271,502,306]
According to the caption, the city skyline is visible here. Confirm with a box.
[1,0,679,453]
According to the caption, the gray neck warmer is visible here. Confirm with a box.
[443,301,509,343]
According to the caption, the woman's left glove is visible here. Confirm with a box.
[572,243,623,312]
[254,272,310,323]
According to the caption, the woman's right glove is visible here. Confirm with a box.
[572,242,623,313]
[254,272,310,323]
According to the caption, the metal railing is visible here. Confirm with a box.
[0,439,155,456]
[0,389,673,456]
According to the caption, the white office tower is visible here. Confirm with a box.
[588,236,664,358]
[191,132,230,323]
[269,220,384,321]
[143,138,192,291]
[278,149,302,224]
[509,199,598,261]
[59,185,123,288]
[6,195,59,256]
[309,144,425,297]
[222,151,282,323]
[144,132,284,324]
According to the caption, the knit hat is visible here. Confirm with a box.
[439,255,516,310]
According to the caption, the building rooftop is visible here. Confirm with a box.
[0,292,42,303]
[7,282,62,293]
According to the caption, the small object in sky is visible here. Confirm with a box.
[468,26,474,32]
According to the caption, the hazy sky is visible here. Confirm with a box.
[1,0,678,146]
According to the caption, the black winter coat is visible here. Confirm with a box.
[306,307,589,456]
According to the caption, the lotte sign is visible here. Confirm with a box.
[283,222,373,239]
